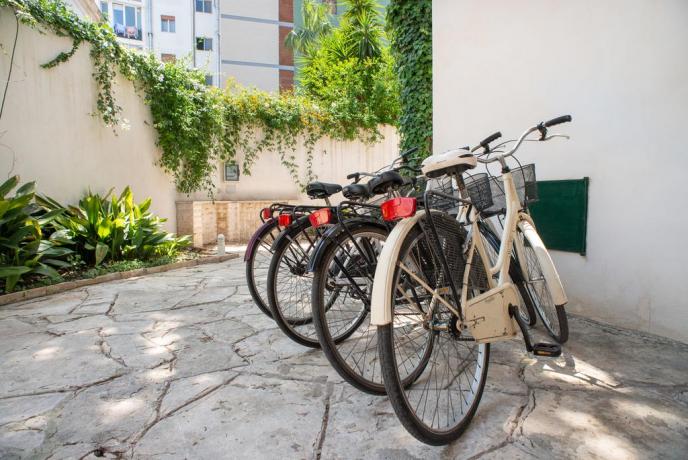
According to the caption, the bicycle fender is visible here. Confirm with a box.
[306,218,388,273]
[244,218,277,262]
[518,220,568,306]
[371,210,427,326]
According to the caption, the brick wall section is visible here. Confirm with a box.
[177,201,292,247]
[278,0,293,22]
[279,26,294,67]
[279,69,294,92]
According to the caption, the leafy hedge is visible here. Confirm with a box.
[0,0,399,193]
[387,0,433,161]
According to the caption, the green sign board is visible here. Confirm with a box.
[529,178,589,255]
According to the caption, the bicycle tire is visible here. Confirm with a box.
[245,219,281,319]
[267,216,324,348]
[378,219,489,445]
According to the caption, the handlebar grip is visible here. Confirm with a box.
[543,115,572,128]
[400,146,419,158]
[480,131,502,148]
[346,173,359,180]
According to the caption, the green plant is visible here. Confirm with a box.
[0,176,71,292]
[39,187,189,266]
[0,0,400,195]
[387,0,433,161]
[297,0,399,137]
[285,0,333,58]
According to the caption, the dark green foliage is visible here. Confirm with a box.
[387,0,433,161]
[38,187,190,266]
[0,176,71,292]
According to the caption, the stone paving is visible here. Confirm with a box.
[1,258,687,459]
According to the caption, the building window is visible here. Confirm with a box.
[112,2,142,41]
[323,0,336,14]
[100,1,108,18]
[196,37,213,51]
[161,15,175,33]
[204,74,214,86]
[161,53,176,63]
[224,163,240,181]
[195,0,212,14]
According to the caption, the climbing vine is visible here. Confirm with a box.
[0,0,398,193]
[387,0,433,161]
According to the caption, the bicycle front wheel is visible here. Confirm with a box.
[378,216,489,445]
[517,226,569,343]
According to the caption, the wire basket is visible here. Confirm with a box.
[465,164,538,216]
[424,176,461,213]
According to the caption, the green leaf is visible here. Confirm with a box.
[0,265,32,277]
[0,176,19,198]
[33,263,60,279]
[95,242,109,266]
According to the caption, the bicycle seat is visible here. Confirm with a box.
[421,148,477,179]
[368,171,405,195]
[342,183,371,200]
[306,181,342,199]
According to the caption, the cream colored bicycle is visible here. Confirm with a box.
[370,115,572,445]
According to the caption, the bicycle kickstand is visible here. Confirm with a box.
[508,305,562,358]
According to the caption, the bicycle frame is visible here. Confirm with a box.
[371,166,567,336]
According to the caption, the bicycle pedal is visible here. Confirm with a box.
[532,342,562,357]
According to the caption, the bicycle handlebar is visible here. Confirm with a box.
[477,115,571,164]
[543,115,572,128]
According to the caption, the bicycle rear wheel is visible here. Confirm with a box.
[378,215,489,445]
[267,217,325,348]
[517,226,569,343]
[245,219,281,318]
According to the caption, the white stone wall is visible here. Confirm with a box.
[0,9,178,231]
[433,0,688,342]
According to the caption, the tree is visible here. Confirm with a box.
[285,0,333,58]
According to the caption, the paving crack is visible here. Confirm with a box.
[312,382,334,460]
[129,374,239,451]
[97,327,127,367]
[105,293,119,316]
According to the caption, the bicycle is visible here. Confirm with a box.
[266,151,419,348]
[245,202,327,319]
[370,116,572,445]
[308,160,426,393]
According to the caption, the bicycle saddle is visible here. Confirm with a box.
[306,182,343,199]
[368,171,405,195]
[342,183,371,200]
[421,148,477,179]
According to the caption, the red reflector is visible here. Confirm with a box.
[309,208,332,228]
[261,208,272,220]
[381,197,417,222]
[278,213,293,227]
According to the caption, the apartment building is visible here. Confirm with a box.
[91,0,295,91]
[219,0,294,91]
[95,0,219,84]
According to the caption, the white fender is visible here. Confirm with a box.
[518,220,568,306]
[371,210,427,326]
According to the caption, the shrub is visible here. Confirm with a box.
[0,176,72,292]
[39,187,190,266]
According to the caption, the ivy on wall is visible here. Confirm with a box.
[0,0,396,194]
[386,0,432,161]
